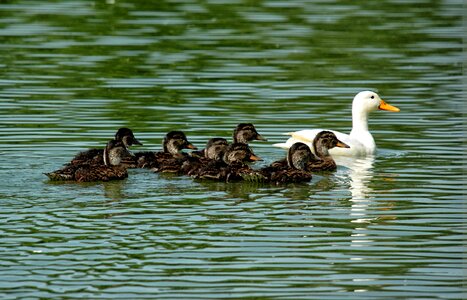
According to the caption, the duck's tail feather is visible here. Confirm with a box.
[272,142,290,149]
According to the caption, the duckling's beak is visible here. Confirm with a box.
[336,140,350,148]
[378,100,400,112]
[249,154,263,161]
[132,137,143,146]
[185,143,198,150]
[256,134,268,141]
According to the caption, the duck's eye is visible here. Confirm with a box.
[370,95,375,99]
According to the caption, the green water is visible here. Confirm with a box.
[0,0,464,299]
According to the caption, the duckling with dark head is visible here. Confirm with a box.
[233,123,267,144]
[45,139,132,182]
[242,142,314,184]
[135,131,197,171]
[192,142,262,182]
[70,127,142,166]
[181,138,229,176]
[307,130,349,171]
[190,123,266,158]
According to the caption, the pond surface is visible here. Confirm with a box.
[0,0,464,299]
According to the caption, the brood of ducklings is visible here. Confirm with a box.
[181,138,229,176]
[45,139,131,182]
[70,127,142,166]
[135,131,197,171]
[192,143,262,182]
[243,131,349,184]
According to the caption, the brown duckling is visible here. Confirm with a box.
[45,139,131,182]
[233,123,267,144]
[192,142,262,182]
[243,142,315,184]
[190,123,266,158]
[307,130,349,171]
[181,138,229,176]
[135,131,197,170]
[70,127,142,166]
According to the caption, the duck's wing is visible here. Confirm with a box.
[273,129,325,149]
[69,148,104,165]
[307,158,337,172]
[45,164,81,181]
[75,165,128,182]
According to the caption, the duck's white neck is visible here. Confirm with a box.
[350,107,376,153]
[351,107,369,132]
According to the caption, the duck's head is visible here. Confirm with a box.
[223,143,262,164]
[115,127,143,147]
[287,142,314,170]
[163,131,198,155]
[205,138,229,161]
[353,91,400,114]
[233,123,267,144]
[313,131,350,157]
[103,139,129,166]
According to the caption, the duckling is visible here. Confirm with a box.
[192,143,262,182]
[45,139,131,182]
[181,138,229,176]
[243,142,314,184]
[135,131,197,171]
[233,123,267,144]
[190,123,266,158]
[306,130,350,171]
[70,127,142,166]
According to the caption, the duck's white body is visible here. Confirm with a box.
[273,91,400,157]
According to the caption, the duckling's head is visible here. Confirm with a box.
[233,123,267,144]
[223,143,262,164]
[287,142,314,170]
[353,91,400,114]
[104,139,128,166]
[115,127,143,147]
[205,138,229,161]
[313,131,349,157]
[163,131,197,155]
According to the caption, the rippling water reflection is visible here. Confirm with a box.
[0,0,463,299]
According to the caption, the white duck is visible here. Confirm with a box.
[273,91,400,157]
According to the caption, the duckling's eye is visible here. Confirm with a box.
[370,95,375,99]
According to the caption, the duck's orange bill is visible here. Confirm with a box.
[250,154,262,161]
[378,100,400,112]
[186,143,198,150]
[336,140,350,148]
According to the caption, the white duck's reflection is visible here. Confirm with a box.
[335,156,376,287]
[334,155,375,223]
